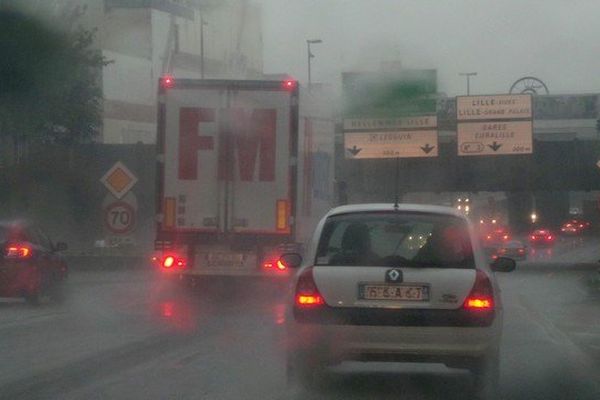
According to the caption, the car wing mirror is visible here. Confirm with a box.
[279,253,303,269]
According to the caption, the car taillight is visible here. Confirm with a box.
[294,267,324,307]
[518,248,525,253]
[5,245,32,259]
[547,235,553,240]
[463,270,494,311]
[162,255,186,269]
[530,235,536,240]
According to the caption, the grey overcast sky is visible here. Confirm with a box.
[258,0,600,96]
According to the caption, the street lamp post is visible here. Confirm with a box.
[200,16,208,79]
[459,72,477,95]
[307,39,322,88]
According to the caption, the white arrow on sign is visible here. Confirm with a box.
[457,121,533,156]
[344,130,438,159]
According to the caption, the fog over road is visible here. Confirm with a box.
[1,238,599,400]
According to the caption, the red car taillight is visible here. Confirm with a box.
[294,267,325,307]
[5,244,32,259]
[463,270,494,311]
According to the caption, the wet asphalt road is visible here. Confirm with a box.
[1,237,599,400]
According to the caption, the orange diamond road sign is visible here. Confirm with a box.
[101,162,138,199]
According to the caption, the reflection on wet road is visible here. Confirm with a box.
[0,239,599,400]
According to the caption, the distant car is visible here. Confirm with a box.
[497,240,527,261]
[283,204,516,399]
[0,221,68,304]
[482,226,511,244]
[529,229,556,247]
[560,218,591,235]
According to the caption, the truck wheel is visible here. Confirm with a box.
[470,353,500,400]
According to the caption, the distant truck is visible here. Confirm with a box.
[153,77,335,279]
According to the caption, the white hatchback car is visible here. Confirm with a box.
[282,204,515,400]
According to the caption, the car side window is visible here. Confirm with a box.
[36,228,53,250]
[24,227,40,245]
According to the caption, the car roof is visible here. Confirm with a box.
[0,220,32,229]
[326,203,466,219]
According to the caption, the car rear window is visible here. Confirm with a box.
[0,225,28,243]
[315,212,474,268]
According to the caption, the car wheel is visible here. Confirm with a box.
[470,353,500,400]
[286,350,327,390]
[25,285,51,306]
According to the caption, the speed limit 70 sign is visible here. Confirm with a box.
[104,201,136,234]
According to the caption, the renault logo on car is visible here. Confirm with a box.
[385,269,403,283]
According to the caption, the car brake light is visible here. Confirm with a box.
[547,235,553,240]
[503,235,509,240]
[530,235,536,240]
[5,245,32,259]
[294,267,324,307]
[463,270,494,311]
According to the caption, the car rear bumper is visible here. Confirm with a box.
[0,263,41,297]
[288,315,501,363]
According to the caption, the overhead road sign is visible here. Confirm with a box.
[457,94,532,121]
[457,121,533,156]
[343,116,437,131]
[345,130,438,159]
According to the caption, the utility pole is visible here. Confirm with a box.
[459,72,477,95]
[307,39,322,88]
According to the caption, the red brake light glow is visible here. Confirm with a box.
[161,74,175,89]
[282,79,297,90]
[294,267,325,308]
[163,256,175,268]
[5,245,32,259]
[296,294,324,305]
[463,270,494,311]
[276,259,287,271]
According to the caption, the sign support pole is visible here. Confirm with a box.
[394,157,400,209]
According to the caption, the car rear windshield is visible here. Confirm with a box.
[315,212,474,269]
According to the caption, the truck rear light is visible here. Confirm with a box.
[294,267,324,307]
[161,74,175,89]
[276,200,289,231]
[163,197,176,229]
[162,255,186,269]
[463,270,494,311]
[163,256,175,268]
[282,79,297,90]
[5,245,32,259]
[276,260,287,271]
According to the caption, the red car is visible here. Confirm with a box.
[529,229,556,246]
[0,221,68,304]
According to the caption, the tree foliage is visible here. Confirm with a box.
[0,8,108,146]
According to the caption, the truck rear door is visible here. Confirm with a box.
[159,80,298,236]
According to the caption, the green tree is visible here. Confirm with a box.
[0,7,108,157]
